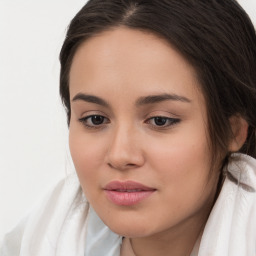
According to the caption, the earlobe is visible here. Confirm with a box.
[228,115,249,152]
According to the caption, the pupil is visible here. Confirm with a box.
[92,116,104,125]
[155,117,167,126]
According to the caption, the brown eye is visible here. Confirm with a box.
[146,116,180,128]
[90,115,105,125]
[79,115,109,128]
[154,117,168,126]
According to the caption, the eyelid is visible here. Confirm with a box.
[79,110,107,118]
[144,110,180,119]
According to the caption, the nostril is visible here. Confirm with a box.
[127,163,136,167]
[106,141,145,170]
[108,163,114,168]
[107,162,137,170]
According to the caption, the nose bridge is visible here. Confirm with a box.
[107,120,144,169]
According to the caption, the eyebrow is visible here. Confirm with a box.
[135,93,191,106]
[72,92,191,107]
[72,93,109,107]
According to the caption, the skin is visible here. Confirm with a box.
[69,27,221,256]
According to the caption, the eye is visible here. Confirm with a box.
[79,115,109,128]
[146,116,180,128]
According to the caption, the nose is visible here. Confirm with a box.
[106,124,145,171]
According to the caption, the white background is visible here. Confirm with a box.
[0,0,255,239]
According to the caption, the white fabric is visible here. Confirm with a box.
[0,175,122,256]
[198,154,256,256]
[0,153,255,256]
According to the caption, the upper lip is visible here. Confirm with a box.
[104,180,156,191]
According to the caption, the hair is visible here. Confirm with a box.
[59,0,256,168]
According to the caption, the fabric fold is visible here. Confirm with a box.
[198,154,256,256]
[85,207,122,256]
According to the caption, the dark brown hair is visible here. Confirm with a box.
[59,0,256,163]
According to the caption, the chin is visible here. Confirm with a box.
[101,214,158,238]
[109,225,153,238]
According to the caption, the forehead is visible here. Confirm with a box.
[69,27,203,106]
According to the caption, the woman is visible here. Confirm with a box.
[1,0,256,255]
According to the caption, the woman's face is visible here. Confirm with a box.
[69,28,220,238]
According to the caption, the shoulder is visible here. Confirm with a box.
[199,154,256,255]
[0,173,89,256]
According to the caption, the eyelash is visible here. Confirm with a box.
[78,115,110,129]
[145,116,180,129]
[78,115,180,130]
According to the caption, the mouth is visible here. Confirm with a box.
[104,180,156,206]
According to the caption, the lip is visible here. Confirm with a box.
[104,180,156,206]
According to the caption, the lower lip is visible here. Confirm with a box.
[104,190,155,206]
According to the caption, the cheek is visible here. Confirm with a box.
[146,124,213,202]
[69,123,107,164]
[148,129,211,178]
[68,126,106,192]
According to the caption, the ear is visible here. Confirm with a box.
[228,115,249,152]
